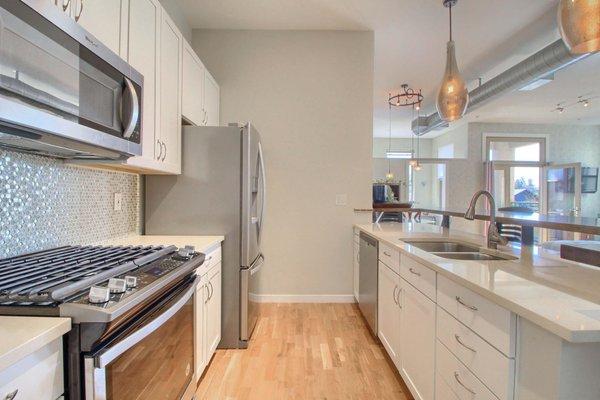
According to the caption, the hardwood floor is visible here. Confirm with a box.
[195,303,412,400]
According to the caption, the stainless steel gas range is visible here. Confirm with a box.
[0,244,205,400]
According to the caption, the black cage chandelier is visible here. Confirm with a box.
[389,83,424,109]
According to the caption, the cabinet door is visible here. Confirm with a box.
[125,0,161,168]
[204,70,220,126]
[204,264,222,364]
[73,0,128,57]
[52,0,72,16]
[159,12,182,173]
[377,262,401,369]
[194,281,207,382]
[182,42,206,126]
[400,280,435,400]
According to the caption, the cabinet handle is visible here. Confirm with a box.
[75,0,84,21]
[383,251,391,257]
[204,284,210,304]
[156,140,163,160]
[392,285,398,305]
[161,142,167,161]
[456,296,478,311]
[454,334,477,353]
[408,267,421,277]
[62,0,71,12]
[397,288,402,309]
[454,372,476,395]
[208,282,214,301]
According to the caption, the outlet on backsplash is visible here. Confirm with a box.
[114,193,123,211]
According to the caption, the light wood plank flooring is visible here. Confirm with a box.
[195,303,412,400]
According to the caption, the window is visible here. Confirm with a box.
[486,137,546,162]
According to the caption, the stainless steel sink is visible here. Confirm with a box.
[403,240,480,253]
[432,252,517,261]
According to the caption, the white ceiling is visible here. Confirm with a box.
[178,0,599,138]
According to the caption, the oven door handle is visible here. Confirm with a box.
[95,279,196,368]
[121,77,140,139]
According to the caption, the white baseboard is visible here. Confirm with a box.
[249,293,357,303]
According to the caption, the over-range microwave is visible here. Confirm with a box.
[0,0,143,160]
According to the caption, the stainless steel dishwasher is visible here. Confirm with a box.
[359,232,378,334]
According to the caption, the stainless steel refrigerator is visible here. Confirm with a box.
[145,123,266,348]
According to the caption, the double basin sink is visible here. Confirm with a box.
[403,240,517,261]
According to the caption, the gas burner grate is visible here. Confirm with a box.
[0,245,176,304]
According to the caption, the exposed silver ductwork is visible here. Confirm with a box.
[411,39,591,135]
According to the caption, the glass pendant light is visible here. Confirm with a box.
[436,0,469,122]
[558,0,600,54]
[386,102,395,181]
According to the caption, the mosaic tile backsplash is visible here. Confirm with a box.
[0,150,141,258]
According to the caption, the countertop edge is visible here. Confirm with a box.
[0,317,71,373]
[354,224,600,343]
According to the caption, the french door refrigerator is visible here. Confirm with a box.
[145,123,266,348]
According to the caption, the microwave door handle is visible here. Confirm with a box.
[121,77,139,139]
[257,142,266,239]
[94,279,196,368]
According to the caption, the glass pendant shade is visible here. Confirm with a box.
[558,0,600,54]
[386,172,395,181]
[436,41,469,122]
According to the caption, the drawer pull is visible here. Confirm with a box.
[454,372,476,395]
[456,296,478,311]
[383,251,391,257]
[4,389,18,400]
[393,285,399,305]
[408,267,421,277]
[454,334,477,353]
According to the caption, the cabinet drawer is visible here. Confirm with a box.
[437,307,514,400]
[400,255,436,301]
[197,246,222,276]
[436,373,461,400]
[437,275,516,357]
[436,340,497,400]
[0,338,64,400]
[379,242,400,274]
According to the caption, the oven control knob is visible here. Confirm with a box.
[108,278,127,294]
[175,246,195,260]
[125,276,138,288]
[88,286,111,304]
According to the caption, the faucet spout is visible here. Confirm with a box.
[464,190,509,249]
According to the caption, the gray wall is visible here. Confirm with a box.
[192,29,374,298]
[158,0,192,42]
[0,151,140,258]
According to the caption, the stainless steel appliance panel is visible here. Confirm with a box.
[84,279,196,400]
[146,125,244,348]
[359,232,378,334]
[0,0,142,160]
[240,254,264,342]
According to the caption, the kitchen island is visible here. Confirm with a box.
[354,222,600,400]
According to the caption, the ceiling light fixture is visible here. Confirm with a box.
[389,84,424,109]
[558,0,600,54]
[436,0,469,122]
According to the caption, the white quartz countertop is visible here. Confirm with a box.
[97,235,224,253]
[0,317,71,372]
[355,223,600,343]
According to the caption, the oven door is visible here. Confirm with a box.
[84,279,196,400]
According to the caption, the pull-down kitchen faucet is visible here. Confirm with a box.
[465,190,509,250]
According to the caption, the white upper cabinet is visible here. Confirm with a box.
[204,70,220,126]
[158,12,182,174]
[124,0,162,171]
[182,41,206,126]
[71,0,129,57]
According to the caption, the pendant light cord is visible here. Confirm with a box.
[388,103,392,175]
[449,4,453,42]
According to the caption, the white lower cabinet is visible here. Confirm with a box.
[0,338,64,400]
[194,246,222,383]
[378,261,401,369]
[400,278,436,400]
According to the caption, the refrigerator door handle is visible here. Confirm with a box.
[257,142,266,241]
